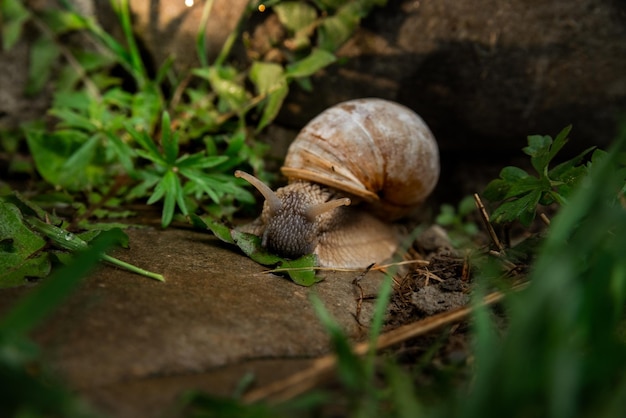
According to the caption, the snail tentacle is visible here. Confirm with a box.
[235,171,282,215]
[305,198,351,221]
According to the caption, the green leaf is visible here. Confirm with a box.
[249,61,289,132]
[524,134,553,176]
[285,48,337,78]
[310,294,365,389]
[279,254,320,286]
[53,90,91,110]
[1,0,30,50]
[316,5,360,51]
[549,145,595,183]
[273,1,318,32]
[127,125,165,165]
[384,361,422,417]
[0,202,50,288]
[49,107,97,132]
[483,178,509,201]
[435,204,456,226]
[25,36,60,95]
[196,67,250,113]
[25,130,104,190]
[130,87,162,129]
[39,9,89,33]
[60,134,100,179]
[231,230,283,265]
[490,189,542,227]
[500,165,530,181]
[547,125,572,164]
[501,176,544,200]
[177,154,229,170]
[315,0,350,11]
[201,217,235,244]
[249,61,285,94]
[458,194,477,216]
[146,176,166,205]
[178,168,221,203]
[258,84,289,132]
[158,170,181,227]
[104,131,135,173]
[24,216,88,252]
[160,111,178,164]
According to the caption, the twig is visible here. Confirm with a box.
[461,251,471,281]
[351,264,373,326]
[242,282,527,404]
[264,259,430,274]
[474,193,504,252]
[417,268,444,286]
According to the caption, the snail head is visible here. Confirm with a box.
[235,171,350,259]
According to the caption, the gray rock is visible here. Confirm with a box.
[0,227,383,417]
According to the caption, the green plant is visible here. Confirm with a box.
[0,192,163,288]
[461,126,626,418]
[0,0,389,287]
[435,195,479,247]
[483,126,598,226]
[1,0,387,227]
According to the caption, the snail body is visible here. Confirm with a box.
[236,98,440,268]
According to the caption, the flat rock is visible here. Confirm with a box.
[0,227,384,417]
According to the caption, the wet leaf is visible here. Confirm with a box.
[0,203,50,288]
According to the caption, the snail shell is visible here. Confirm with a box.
[281,98,440,220]
[236,98,440,268]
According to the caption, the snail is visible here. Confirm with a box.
[235,98,440,268]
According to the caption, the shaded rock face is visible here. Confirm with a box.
[279,0,626,158]
[0,227,382,417]
[126,0,249,71]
